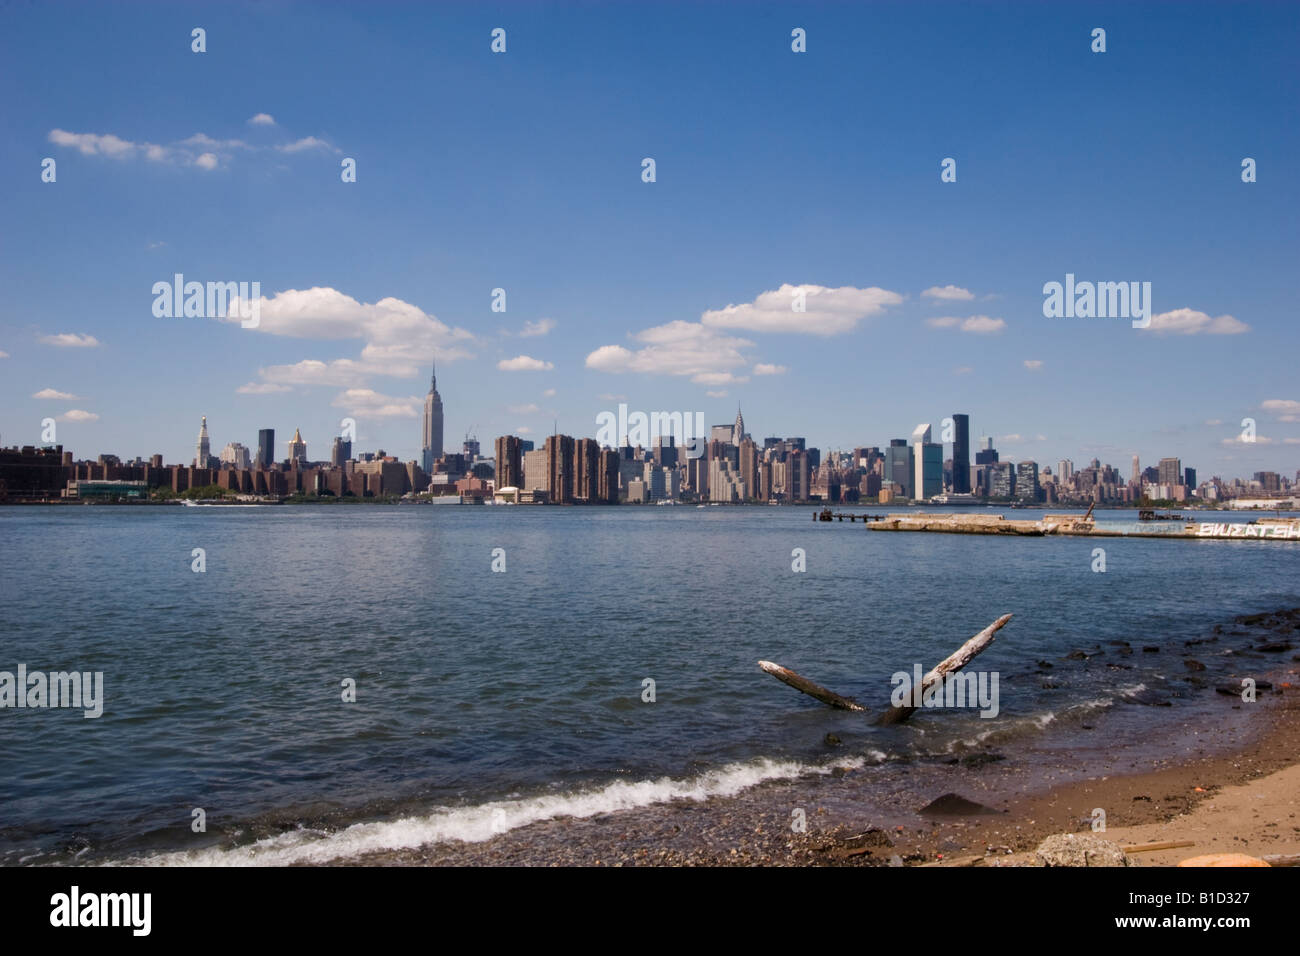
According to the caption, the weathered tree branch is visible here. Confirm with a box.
[758,613,1013,725]
[874,614,1013,725]
[756,661,866,711]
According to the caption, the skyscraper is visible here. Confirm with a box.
[912,424,941,501]
[495,435,523,491]
[885,439,913,498]
[545,434,574,503]
[220,442,250,469]
[287,428,307,463]
[422,364,444,474]
[1158,457,1182,488]
[574,438,599,502]
[951,413,970,494]
[330,437,352,467]
[1016,461,1040,502]
[194,416,211,468]
[257,429,275,468]
[732,406,746,446]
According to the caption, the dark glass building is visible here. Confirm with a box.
[951,413,970,493]
[257,428,275,468]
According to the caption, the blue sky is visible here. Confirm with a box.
[2,1,1297,478]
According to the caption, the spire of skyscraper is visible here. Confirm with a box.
[733,405,745,446]
[195,415,210,468]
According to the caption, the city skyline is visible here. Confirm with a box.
[18,394,1300,495]
[3,4,1298,477]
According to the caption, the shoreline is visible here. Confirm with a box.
[321,617,1299,868]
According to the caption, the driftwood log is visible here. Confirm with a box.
[756,661,866,711]
[758,613,1013,725]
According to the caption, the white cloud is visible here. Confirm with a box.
[33,388,78,399]
[927,315,1006,334]
[520,318,556,337]
[58,409,99,423]
[498,355,554,371]
[922,285,975,301]
[331,388,420,419]
[508,403,541,414]
[147,241,166,250]
[277,136,337,153]
[701,283,902,336]
[706,390,728,398]
[517,426,533,435]
[1023,359,1043,370]
[229,287,474,386]
[1144,308,1249,335]
[954,366,973,375]
[752,363,787,376]
[39,333,100,348]
[0,350,8,358]
[49,125,338,169]
[587,320,753,382]
[180,134,251,151]
[1222,435,1276,446]
[598,393,626,401]
[48,129,144,158]
[1204,418,1224,426]
[236,382,292,395]
[1261,399,1300,422]
[691,371,749,386]
[257,359,373,388]
[541,388,556,397]
[998,433,1048,443]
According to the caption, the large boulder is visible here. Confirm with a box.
[1035,833,1131,867]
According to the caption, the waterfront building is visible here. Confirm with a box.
[574,438,599,502]
[885,439,912,498]
[1015,461,1040,502]
[788,448,809,501]
[912,425,942,501]
[738,438,759,501]
[545,434,574,503]
[597,448,620,503]
[708,458,745,502]
[989,461,1015,498]
[495,436,523,492]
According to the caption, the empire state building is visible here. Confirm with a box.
[422,364,444,473]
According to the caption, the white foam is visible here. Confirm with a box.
[124,754,879,867]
